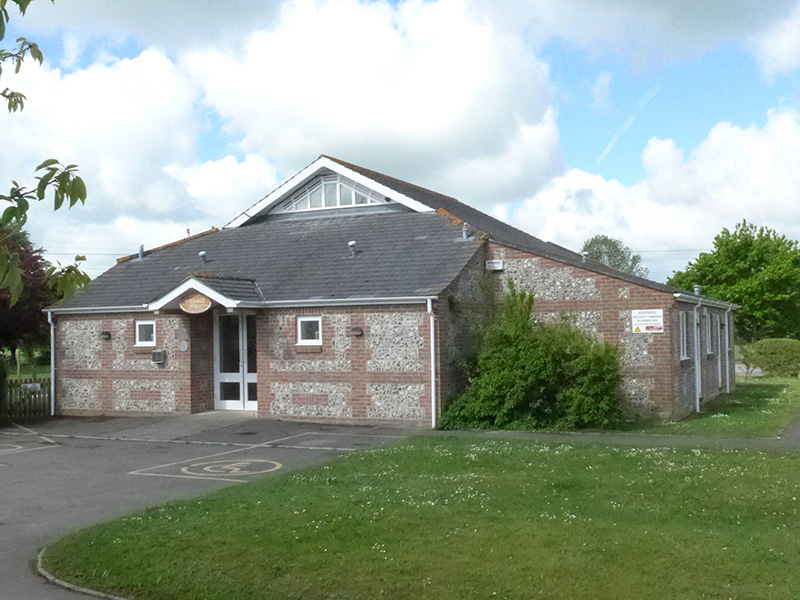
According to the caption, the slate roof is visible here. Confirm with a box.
[193,275,265,303]
[60,212,482,309]
[322,156,684,295]
[58,155,735,312]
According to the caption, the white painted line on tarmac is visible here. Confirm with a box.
[0,444,58,456]
[266,444,357,451]
[13,422,58,445]
[127,433,311,476]
[126,432,365,481]
[130,471,249,483]
[304,431,408,438]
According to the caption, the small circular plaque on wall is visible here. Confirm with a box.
[179,340,189,352]
[180,293,212,314]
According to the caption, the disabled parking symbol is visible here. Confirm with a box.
[180,459,281,477]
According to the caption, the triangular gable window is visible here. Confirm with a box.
[274,174,391,213]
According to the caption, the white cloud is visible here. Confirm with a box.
[591,71,612,111]
[472,0,800,73]
[181,0,559,206]
[512,108,800,282]
[6,0,800,286]
[165,154,279,223]
[17,0,283,56]
[751,3,800,77]
[0,48,228,277]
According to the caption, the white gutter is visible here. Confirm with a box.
[427,298,437,429]
[47,311,56,416]
[46,304,149,315]
[672,292,737,310]
[256,296,437,308]
[48,297,438,316]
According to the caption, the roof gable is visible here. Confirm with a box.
[225,156,434,227]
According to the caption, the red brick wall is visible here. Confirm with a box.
[189,313,214,412]
[671,302,737,418]
[256,304,432,426]
[477,243,735,418]
[54,312,197,416]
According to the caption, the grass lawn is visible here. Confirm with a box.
[44,436,800,600]
[631,377,800,438]
[7,366,49,380]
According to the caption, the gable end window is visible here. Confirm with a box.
[297,316,322,346]
[276,174,390,214]
[679,311,689,360]
[135,320,156,347]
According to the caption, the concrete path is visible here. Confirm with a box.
[0,414,412,600]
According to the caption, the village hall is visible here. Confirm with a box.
[47,155,737,426]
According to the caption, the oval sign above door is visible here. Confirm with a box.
[180,293,213,314]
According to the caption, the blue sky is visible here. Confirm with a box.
[551,39,797,185]
[4,0,800,282]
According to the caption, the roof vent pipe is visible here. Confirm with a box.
[138,245,144,260]
[348,240,357,257]
[199,251,208,264]
[693,284,701,296]
[582,251,588,264]
[462,222,469,240]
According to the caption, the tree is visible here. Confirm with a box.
[0,224,86,374]
[1,0,87,301]
[668,220,800,342]
[0,226,49,367]
[581,234,649,278]
[439,284,622,430]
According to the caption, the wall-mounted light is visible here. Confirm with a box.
[350,326,364,337]
[100,331,111,340]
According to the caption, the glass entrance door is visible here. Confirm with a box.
[214,312,258,410]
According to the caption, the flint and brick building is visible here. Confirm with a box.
[47,156,737,426]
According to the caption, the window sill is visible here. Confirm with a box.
[295,345,323,354]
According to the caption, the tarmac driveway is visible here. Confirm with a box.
[0,413,412,600]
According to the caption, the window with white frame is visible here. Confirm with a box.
[705,310,713,354]
[276,175,391,213]
[297,316,322,345]
[135,320,156,347]
[679,311,689,359]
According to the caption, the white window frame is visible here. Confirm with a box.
[679,311,689,360]
[135,319,156,347]
[705,310,713,355]
[297,316,322,346]
[276,175,389,214]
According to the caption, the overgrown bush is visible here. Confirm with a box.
[439,285,622,430]
[749,338,800,376]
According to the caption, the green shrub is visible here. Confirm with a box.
[440,285,623,430]
[750,338,800,376]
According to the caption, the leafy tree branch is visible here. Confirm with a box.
[0,0,89,302]
[581,234,649,278]
[669,220,800,342]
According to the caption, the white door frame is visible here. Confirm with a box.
[213,311,258,410]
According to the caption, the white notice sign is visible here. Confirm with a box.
[632,309,664,333]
